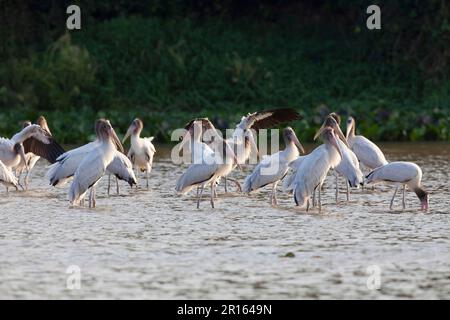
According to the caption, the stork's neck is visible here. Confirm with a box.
[134,128,142,139]
[131,131,143,146]
[325,141,341,167]
[347,123,355,139]
[414,187,426,198]
[282,141,299,161]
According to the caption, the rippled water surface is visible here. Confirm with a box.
[1,142,449,299]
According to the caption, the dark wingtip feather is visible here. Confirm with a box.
[252,108,301,130]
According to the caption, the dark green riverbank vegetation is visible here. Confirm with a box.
[0,1,449,143]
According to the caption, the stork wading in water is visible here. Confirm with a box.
[175,120,239,209]
[182,118,257,193]
[122,118,156,189]
[243,127,304,206]
[225,108,300,192]
[321,113,364,202]
[286,121,344,212]
[365,161,429,211]
[105,152,137,195]
[47,130,135,196]
[346,116,388,171]
[16,116,54,189]
[0,123,64,185]
[184,109,300,192]
[68,119,125,208]
[284,116,349,206]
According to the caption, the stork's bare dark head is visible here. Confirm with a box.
[95,119,111,140]
[133,118,144,133]
[283,127,304,153]
[13,143,24,153]
[282,127,295,141]
[328,112,341,125]
[415,188,429,211]
[22,121,32,129]
[324,116,339,128]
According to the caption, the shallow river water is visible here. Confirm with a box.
[0,142,449,299]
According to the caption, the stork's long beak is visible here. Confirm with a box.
[122,126,133,143]
[314,125,326,142]
[291,134,305,154]
[334,125,350,148]
[329,131,343,160]
[421,196,429,211]
[110,128,124,153]
[346,120,353,139]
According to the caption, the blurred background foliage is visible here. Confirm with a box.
[0,0,449,143]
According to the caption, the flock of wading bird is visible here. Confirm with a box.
[0,109,429,211]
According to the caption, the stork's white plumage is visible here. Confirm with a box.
[69,119,124,207]
[282,155,306,193]
[289,124,343,212]
[228,109,300,191]
[365,161,429,210]
[47,140,134,195]
[346,117,388,170]
[178,119,215,164]
[323,113,364,202]
[185,109,300,193]
[175,120,238,208]
[123,118,156,188]
[333,137,364,201]
[0,160,19,192]
[243,127,304,205]
[15,116,54,189]
[1,124,60,169]
[47,141,98,187]
[106,151,137,195]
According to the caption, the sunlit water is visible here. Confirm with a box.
[0,142,449,299]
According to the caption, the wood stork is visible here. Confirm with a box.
[0,123,64,176]
[185,109,300,192]
[47,138,135,195]
[182,118,252,192]
[105,152,137,195]
[321,113,364,202]
[346,116,388,170]
[179,118,215,164]
[175,120,239,208]
[282,155,306,193]
[243,127,304,205]
[123,118,156,189]
[0,160,20,193]
[288,124,343,212]
[365,161,429,211]
[227,108,300,191]
[16,116,53,188]
[68,119,124,207]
